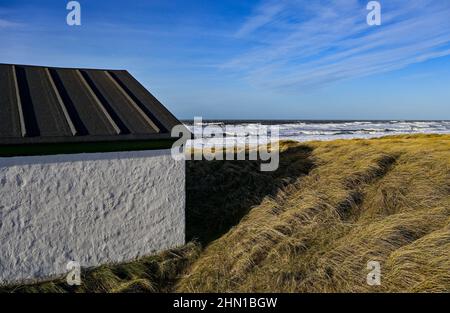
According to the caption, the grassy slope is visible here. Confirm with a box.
[177,134,450,292]
[3,243,201,293]
[2,134,449,292]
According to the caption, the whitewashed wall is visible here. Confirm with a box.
[0,149,185,285]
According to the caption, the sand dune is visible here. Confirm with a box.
[4,134,449,293]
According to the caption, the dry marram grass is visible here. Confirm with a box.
[2,134,449,293]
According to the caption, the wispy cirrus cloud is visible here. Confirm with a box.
[225,0,450,90]
[235,0,286,38]
[0,18,22,29]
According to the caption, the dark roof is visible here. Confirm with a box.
[0,63,184,146]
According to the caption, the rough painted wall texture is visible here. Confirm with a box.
[0,149,185,285]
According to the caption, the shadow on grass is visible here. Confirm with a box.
[0,142,314,293]
[186,143,315,245]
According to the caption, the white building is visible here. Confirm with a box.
[0,63,187,285]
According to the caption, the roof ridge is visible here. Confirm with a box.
[0,63,127,72]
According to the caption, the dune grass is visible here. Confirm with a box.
[186,144,314,244]
[2,242,201,293]
[177,134,450,292]
[1,134,449,292]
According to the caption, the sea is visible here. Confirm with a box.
[183,120,450,148]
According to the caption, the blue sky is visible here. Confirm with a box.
[1,0,449,120]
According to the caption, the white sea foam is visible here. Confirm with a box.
[184,120,450,148]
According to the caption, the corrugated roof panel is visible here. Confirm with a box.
[16,65,73,137]
[53,68,119,136]
[0,65,22,138]
[109,70,180,132]
[83,70,159,134]
[0,63,187,147]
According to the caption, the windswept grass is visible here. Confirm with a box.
[177,134,450,292]
[2,242,200,293]
[2,134,449,292]
[186,144,314,244]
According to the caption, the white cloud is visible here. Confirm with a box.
[226,0,450,90]
[0,18,22,29]
[235,0,286,37]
